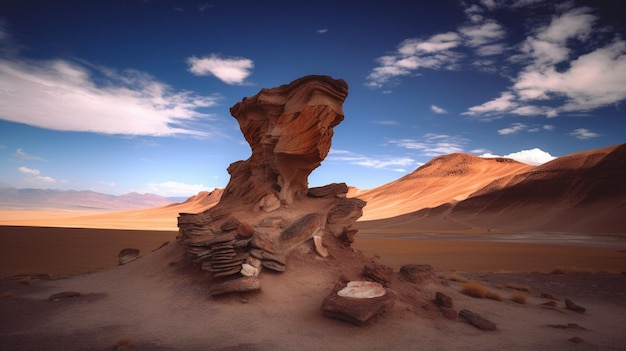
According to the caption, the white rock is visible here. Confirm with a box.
[337,281,386,299]
[240,263,259,277]
[313,235,328,258]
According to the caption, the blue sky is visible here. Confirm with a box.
[1,0,625,197]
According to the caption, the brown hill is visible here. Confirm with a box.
[358,143,626,234]
[354,152,533,221]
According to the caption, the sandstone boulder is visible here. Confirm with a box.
[118,248,140,265]
[398,264,434,284]
[363,262,394,286]
[459,309,496,331]
[322,281,393,326]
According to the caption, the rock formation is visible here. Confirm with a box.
[178,75,365,295]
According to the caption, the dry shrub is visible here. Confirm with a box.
[461,281,502,301]
[506,282,531,292]
[510,291,528,304]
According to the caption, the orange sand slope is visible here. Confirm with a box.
[0,143,624,234]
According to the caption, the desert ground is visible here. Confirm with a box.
[1,217,625,350]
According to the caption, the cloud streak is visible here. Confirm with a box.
[18,166,56,183]
[0,58,221,137]
[480,148,556,166]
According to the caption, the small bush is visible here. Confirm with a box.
[461,281,502,301]
[506,283,531,292]
[511,291,528,304]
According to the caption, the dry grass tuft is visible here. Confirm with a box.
[506,282,531,292]
[510,291,528,304]
[461,281,502,301]
[446,273,468,283]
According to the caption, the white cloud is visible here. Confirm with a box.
[0,58,220,137]
[463,91,517,119]
[459,20,506,48]
[543,124,554,130]
[15,148,45,161]
[463,6,626,118]
[366,32,462,88]
[186,54,253,85]
[430,105,448,114]
[317,28,328,34]
[480,148,556,165]
[390,133,468,156]
[372,120,399,126]
[568,128,599,139]
[498,122,527,135]
[18,166,40,175]
[147,180,211,197]
[18,166,56,183]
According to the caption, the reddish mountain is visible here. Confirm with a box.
[357,143,626,234]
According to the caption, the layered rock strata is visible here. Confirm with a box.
[178,76,365,295]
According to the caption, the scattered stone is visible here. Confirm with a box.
[398,264,434,284]
[363,262,394,286]
[322,281,393,326]
[118,248,140,265]
[434,291,453,308]
[308,183,348,198]
[49,291,81,301]
[237,222,255,238]
[313,235,329,258]
[208,276,261,296]
[549,323,586,330]
[459,309,496,331]
[569,337,584,343]
[151,241,170,252]
[565,299,586,314]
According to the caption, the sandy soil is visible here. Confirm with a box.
[1,226,625,350]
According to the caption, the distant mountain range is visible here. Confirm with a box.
[0,187,183,210]
[355,143,626,234]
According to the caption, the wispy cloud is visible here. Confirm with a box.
[15,148,45,161]
[186,54,254,85]
[389,133,468,156]
[480,148,556,165]
[430,104,448,114]
[568,128,599,139]
[317,28,328,34]
[147,180,211,197]
[18,166,56,183]
[366,32,462,88]
[327,149,415,172]
[498,122,527,135]
[371,120,399,126]
[0,58,220,137]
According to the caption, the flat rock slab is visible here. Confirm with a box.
[208,276,261,296]
[459,309,496,331]
[118,248,140,265]
[322,281,392,326]
[565,299,586,314]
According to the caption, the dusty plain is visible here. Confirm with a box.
[1,212,625,350]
